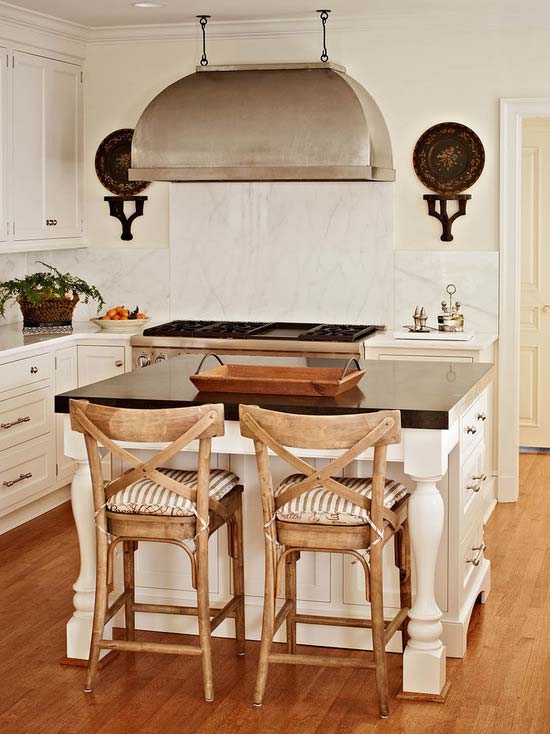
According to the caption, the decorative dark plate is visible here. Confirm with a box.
[413,122,485,194]
[95,128,150,196]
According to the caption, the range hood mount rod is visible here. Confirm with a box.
[317,9,331,63]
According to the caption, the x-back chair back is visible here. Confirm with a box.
[70,399,245,703]
[239,405,409,719]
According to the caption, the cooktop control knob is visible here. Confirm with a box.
[136,354,150,368]
[154,353,167,363]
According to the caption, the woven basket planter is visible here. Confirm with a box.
[18,295,79,331]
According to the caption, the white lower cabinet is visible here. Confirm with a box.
[0,339,129,532]
[0,434,55,516]
[77,345,125,387]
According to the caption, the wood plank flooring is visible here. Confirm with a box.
[1,454,549,733]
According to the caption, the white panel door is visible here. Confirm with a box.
[55,346,78,482]
[12,51,47,240]
[520,119,550,447]
[13,52,81,241]
[77,345,125,387]
[0,47,8,243]
[45,59,82,238]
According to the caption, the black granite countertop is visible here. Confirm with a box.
[55,354,495,430]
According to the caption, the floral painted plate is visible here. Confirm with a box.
[95,128,150,196]
[413,122,485,194]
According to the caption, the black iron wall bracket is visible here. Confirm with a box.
[104,196,147,241]
[423,194,471,242]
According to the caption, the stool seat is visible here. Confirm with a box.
[275,473,408,526]
[107,468,240,517]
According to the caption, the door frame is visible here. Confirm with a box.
[499,98,550,501]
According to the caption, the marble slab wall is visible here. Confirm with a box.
[0,254,27,323]
[394,251,499,333]
[26,248,171,322]
[169,182,395,325]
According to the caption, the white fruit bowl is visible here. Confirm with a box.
[90,317,150,333]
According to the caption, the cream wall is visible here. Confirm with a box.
[83,22,550,252]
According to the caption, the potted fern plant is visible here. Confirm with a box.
[0,261,105,334]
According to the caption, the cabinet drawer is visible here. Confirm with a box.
[460,521,485,605]
[0,435,55,514]
[461,442,486,539]
[460,391,487,458]
[0,353,52,393]
[378,354,473,363]
[0,388,52,451]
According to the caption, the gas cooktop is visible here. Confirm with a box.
[142,321,377,343]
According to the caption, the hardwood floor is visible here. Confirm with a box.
[1,454,549,733]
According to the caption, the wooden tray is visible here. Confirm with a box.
[190,355,365,397]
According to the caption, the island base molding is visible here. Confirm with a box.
[397,680,451,703]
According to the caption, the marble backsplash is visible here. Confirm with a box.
[0,253,27,323]
[394,251,499,333]
[0,243,499,335]
[24,248,171,323]
[169,182,395,326]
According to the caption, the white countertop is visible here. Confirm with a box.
[0,321,139,359]
[0,321,499,361]
[366,331,498,351]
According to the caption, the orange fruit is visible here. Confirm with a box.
[137,313,147,319]
[119,315,129,320]
[107,309,117,318]
[101,315,111,320]
[111,315,121,320]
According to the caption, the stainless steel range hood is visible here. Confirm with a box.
[129,62,395,183]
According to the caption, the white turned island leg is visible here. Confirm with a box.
[63,418,112,664]
[399,428,451,702]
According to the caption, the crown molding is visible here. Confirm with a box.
[0,1,88,43]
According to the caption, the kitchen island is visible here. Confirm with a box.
[56,355,495,701]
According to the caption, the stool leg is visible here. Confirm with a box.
[196,529,214,702]
[123,540,136,642]
[84,528,109,693]
[398,521,412,650]
[232,498,246,656]
[254,544,276,706]
[370,543,390,718]
[285,551,297,654]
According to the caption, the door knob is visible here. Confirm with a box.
[543,305,550,313]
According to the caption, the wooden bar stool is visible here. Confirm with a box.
[239,405,410,719]
[70,399,245,702]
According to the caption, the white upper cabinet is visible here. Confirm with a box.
[12,52,82,242]
[0,48,8,243]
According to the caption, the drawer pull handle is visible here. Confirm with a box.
[466,425,477,435]
[115,360,123,367]
[477,412,487,422]
[472,473,487,483]
[3,472,33,488]
[466,543,486,567]
[1,416,31,430]
[30,366,39,374]
[466,482,481,493]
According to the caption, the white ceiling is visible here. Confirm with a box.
[4,0,549,29]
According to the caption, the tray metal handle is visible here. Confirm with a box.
[194,353,225,375]
[339,357,362,381]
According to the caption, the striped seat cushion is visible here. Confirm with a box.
[275,474,408,526]
[106,468,240,517]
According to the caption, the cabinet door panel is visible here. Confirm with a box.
[77,345,125,387]
[45,60,81,237]
[13,52,82,242]
[13,51,47,240]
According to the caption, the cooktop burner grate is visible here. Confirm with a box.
[142,320,377,342]
[299,324,377,342]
